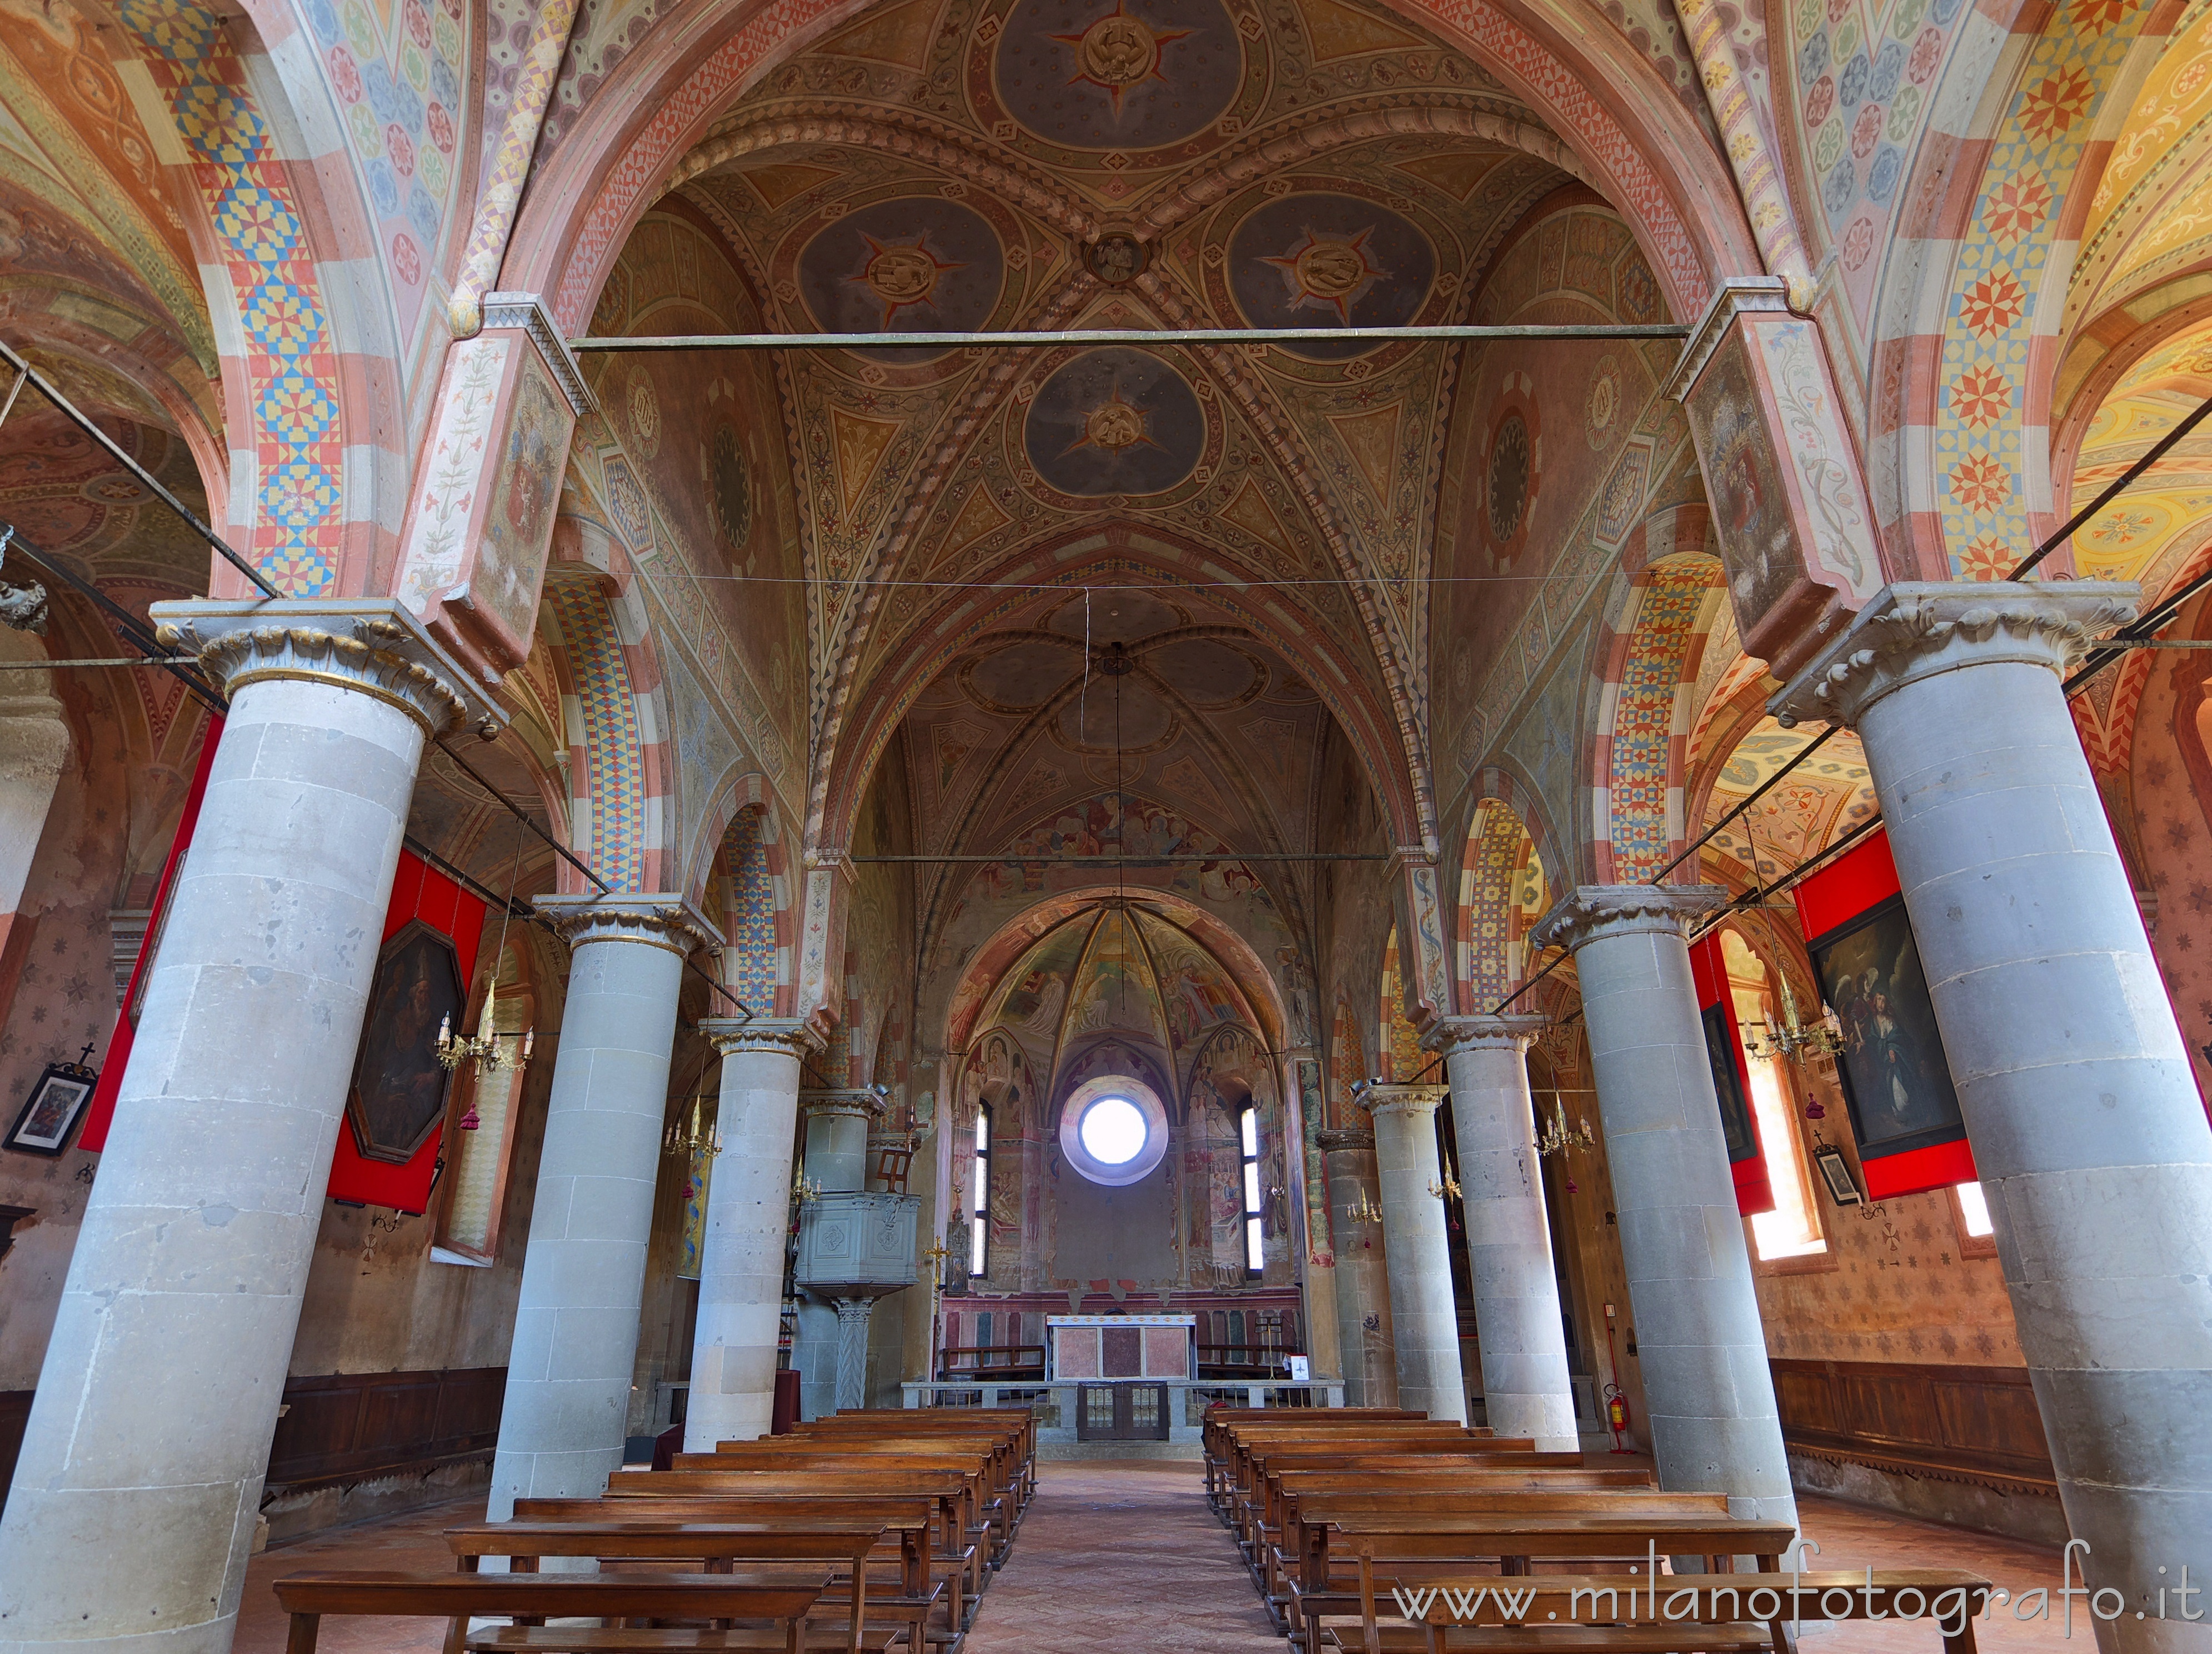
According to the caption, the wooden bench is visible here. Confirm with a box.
[607,1473,988,1605]
[513,1498,960,1637]
[1300,1515,1798,1654]
[271,1570,827,1654]
[443,1523,889,1653]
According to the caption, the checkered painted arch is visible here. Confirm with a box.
[539,527,675,891]
[1589,511,1728,882]
[1455,783,1555,1014]
[113,0,402,597]
[709,792,796,1018]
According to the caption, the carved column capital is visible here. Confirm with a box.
[1531,885,1726,954]
[1315,1127,1376,1153]
[1365,1083,1450,1121]
[538,892,722,957]
[1425,1013,1549,1054]
[800,1088,884,1125]
[1770,581,2140,731]
[703,1017,823,1058]
[151,599,502,738]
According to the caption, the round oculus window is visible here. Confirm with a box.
[1058,1075,1170,1187]
[1078,1095,1147,1165]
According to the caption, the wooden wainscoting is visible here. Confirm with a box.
[266,1366,505,1493]
[1770,1357,2056,1497]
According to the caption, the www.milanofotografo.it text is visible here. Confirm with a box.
[1388,1543,2203,1637]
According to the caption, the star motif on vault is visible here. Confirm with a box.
[1050,1,1189,114]
[1065,388,1157,457]
[1259,226,1387,323]
[844,232,967,326]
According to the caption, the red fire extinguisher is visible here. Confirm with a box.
[1604,1383,1632,1453]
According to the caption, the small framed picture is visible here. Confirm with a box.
[1811,1142,1864,1208]
[7,1060,99,1157]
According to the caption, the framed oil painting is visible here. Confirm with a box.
[346,920,465,1165]
[7,1058,98,1156]
[1699,1002,1759,1164]
[1808,893,1966,1161]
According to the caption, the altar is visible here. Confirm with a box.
[1045,1313,1195,1382]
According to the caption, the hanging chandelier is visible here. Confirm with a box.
[1535,1092,1597,1158]
[664,1093,719,1160]
[1741,972,1844,1066]
[436,981,533,1077]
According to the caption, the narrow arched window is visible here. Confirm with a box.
[1240,1103,1264,1276]
[969,1103,992,1278]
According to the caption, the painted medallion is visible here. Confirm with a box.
[1023,347,1204,497]
[993,0,1242,152]
[1228,193,1435,359]
[798,196,1005,360]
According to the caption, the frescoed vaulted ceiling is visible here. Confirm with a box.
[2066,324,2212,596]
[597,0,1684,873]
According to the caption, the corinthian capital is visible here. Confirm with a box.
[1425,1013,1548,1054]
[1530,885,1725,954]
[1770,581,2139,731]
[538,892,723,957]
[150,599,503,738]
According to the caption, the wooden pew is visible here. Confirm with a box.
[1305,1514,1799,1654]
[1258,1483,1684,1637]
[443,1523,885,1654]
[1201,1408,1432,1502]
[608,1473,988,1605]
[672,1446,1013,1557]
[514,1497,959,1637]
[271,1570,826,1654]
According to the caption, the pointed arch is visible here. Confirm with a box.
[1457,794,1552,1015]
[1586,505,1728,883]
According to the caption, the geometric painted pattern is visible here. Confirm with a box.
[1933,0,2150,577]
[718,808,779,1012]
[118,0,344,594]
[546,579,648,888]
[1458,798,1547,1009]
[1378,926,1426,1083]
[1607,564,1710,878]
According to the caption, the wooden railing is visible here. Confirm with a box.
[937,1345,1045,1381]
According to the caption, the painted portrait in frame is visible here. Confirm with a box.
[1808,893,1965,1160]
[346,920,465,1165]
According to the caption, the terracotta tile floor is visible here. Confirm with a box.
[234,1471,2090,1654]
[964,1462,1283,1653]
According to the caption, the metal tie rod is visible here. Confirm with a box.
[568,323,1691,352]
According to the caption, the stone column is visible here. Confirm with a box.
[1532,887,1795,1533]
[685,1020,820,1450]
[488,895,719,1517]
[1776,582,2212,1638]
[1319,1127,1396,1405]
[802,1088,882,1193]
[1429,1016,1579,1450]
[0,602,492,1654]
[1366,1085,1467,1423]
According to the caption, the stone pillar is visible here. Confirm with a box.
[1776,582,2212,1639]
[685,1020,820,1450]
[1319,1127,1396,1405]
[802,1088,882,1193]
[0,602,492,1654]
[1532,887,1795,1533]
[1429,1016,1579,1450]
[1366,1086,1467,1423]
[833,1297,875,1411]
[488,895,719,1517]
